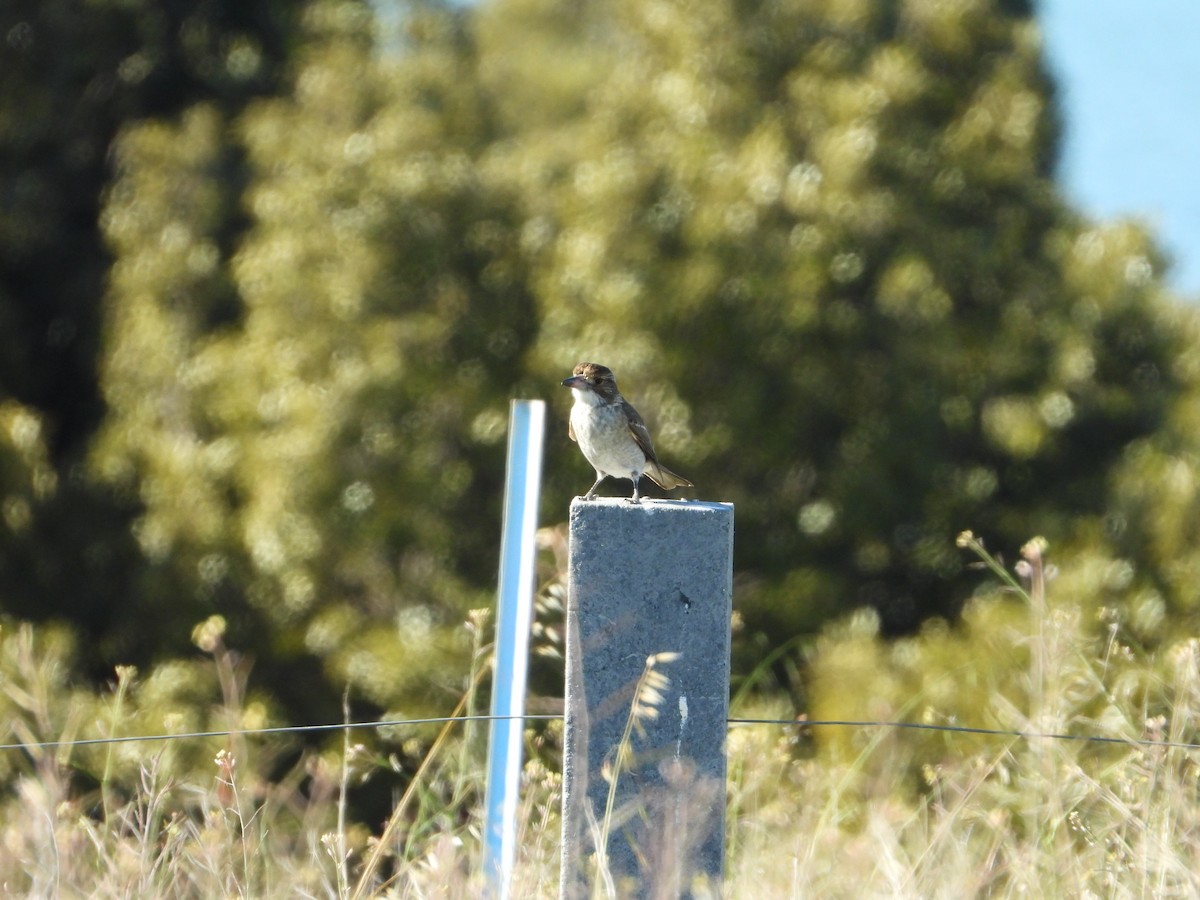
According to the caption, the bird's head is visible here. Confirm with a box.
[561,362,619,401]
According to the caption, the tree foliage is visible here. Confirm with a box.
[93,3,536,715]
[1,0,1197,723]
[0,0,329,669]
[484,0,1185,642]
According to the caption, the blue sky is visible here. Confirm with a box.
[1039,1,1200,297]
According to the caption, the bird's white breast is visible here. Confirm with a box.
[569,395,646,480]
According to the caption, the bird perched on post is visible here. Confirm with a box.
[561,362,693,503]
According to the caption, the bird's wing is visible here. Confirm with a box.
[622,400,658,463]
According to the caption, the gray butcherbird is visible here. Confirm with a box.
[561,362,693,502]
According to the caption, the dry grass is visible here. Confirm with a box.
[728,535,1200,898]
[4,536,1200,897]
[726,701,1200,897]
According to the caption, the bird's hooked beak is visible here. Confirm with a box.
[561,375,588,390]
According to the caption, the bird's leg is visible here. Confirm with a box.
[584,473,607,501]
[628,475,642,504]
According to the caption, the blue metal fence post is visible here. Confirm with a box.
[483,399,546,898]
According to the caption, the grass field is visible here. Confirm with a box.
[4,536,1200,897]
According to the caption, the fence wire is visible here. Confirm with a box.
[4,714,1199,754]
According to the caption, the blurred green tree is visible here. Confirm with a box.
[0,0,330,668]
[94,2,537,716]
[483,0,1186,650]
[3,0,1197,725]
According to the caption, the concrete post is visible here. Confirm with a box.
[560,497,734,899]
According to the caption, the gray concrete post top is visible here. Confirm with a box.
[569,496,731,514]
[567,497,734,571]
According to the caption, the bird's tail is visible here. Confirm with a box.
[644,460,694,491]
